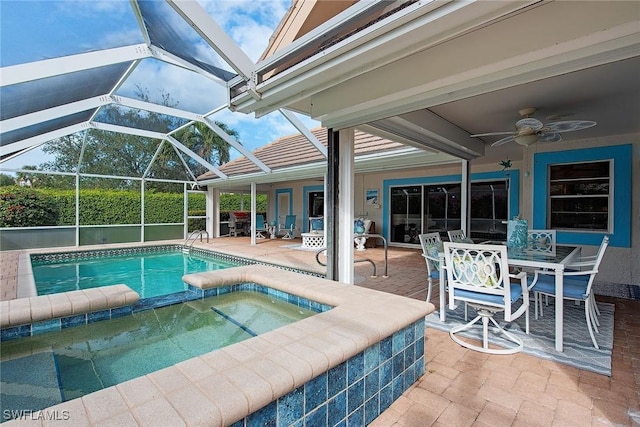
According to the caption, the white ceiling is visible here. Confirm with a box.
[430,56,640,146]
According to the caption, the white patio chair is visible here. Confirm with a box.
[444,241,530,354]
[526,229,556,256]
[528,235,609,349]
[418,232,442,303]
[447,229,471,243]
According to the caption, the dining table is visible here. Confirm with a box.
[438,243,581,352]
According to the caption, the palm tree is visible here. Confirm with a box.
[175,121,236,176]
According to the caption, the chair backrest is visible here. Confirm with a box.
[418,232,442,273]
[582,235,610,291]
[443,242,519,320]
[284,215,296,229]
[447,229,468,243]
[526,229,556,256]
[254,215,265,229]
[309,217,324,232]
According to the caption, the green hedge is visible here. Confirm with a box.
[0,186,265,227]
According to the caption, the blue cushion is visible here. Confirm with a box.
[430,271,439,279]
[310,218,324,231]
[453,282,523,304]
[529,274,589,300]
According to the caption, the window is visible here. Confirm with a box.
[388,180,509,244]
[548,161,611,232]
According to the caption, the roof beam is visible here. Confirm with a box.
[0,124,87,156]
[202,118,271,173]
[166,135,227,180]
[279,109,327,157]
[1,96,109,133]
[1,44,152,87]
[166,1,257,93]
[110,95,203,122]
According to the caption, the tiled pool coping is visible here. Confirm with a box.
[3,264,434,426]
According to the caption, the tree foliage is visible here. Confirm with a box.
[39,87,235,190]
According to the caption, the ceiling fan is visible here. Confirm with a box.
[471,107,597,147]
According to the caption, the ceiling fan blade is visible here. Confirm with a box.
[538,132,562,143]
[491,135,515,147]
[470,131,514,138]
[544,120,597,133]
[516,117,543,130]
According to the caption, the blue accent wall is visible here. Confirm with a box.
[533,144,632,247]
[381,170,519,239]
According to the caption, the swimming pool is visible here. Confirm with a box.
[31,247,240,299]
[0,289,321,419]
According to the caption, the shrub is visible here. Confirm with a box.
[0,187,58,227]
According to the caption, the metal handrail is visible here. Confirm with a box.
[314,233,389,278]
[183,230,209,252]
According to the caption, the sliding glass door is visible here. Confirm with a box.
[388,180,508,245]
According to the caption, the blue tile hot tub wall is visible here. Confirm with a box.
[233,318,425,427]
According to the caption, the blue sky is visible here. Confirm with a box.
[0,0,320,170]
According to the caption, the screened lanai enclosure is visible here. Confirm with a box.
[0,1,305,250]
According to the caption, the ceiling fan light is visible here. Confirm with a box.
[514,134,539,146]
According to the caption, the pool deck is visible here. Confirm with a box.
[1,237,639,425]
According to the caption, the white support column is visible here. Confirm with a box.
[461,160,471,236]
[75,174,80,247]
[183,183,189,239]
[338,128,355,285]
[208,187,220,238]
[141,179,145,242]
[250,183,257,245]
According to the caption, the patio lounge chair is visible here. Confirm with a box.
[278,215,297,239]
[443,241,530,354]
[253,215,267,239]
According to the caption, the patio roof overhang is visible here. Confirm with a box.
[202,145,459,191]
[229,0,640,157]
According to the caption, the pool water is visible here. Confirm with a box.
[32,251,238,298]
[0,291,317,417]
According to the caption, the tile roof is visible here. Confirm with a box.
[199,127,405,180]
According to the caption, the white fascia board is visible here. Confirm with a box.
[1,44,151,87]
[202,118,271,173]
[166,135,227,180]
[279,109,327,158]
[166,0,255,82]
[0,124,87,156]
[233,0,489,113]
[1,96,108,133]
[110,95,203,122]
